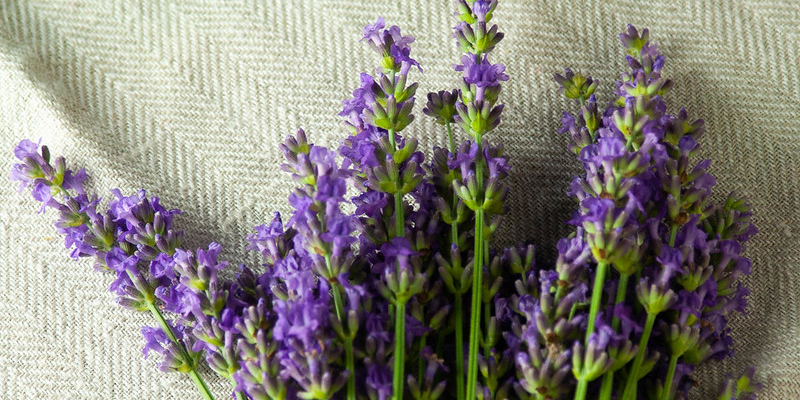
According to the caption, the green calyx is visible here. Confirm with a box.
[665,323,701,357]
[636,282,676,315]
[565,73,598,100]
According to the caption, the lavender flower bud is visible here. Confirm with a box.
[716,367,760,400]
[514,347,572,399]
[571,333,612,383]
[554,68,598,101]
[141,321,194,373]
[406,348,448,400]
[664,322,701,358]
[423,89,459,125]
[607,337,637,373]
[636,278,676,315]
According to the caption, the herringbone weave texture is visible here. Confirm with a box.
[0,0,798,398]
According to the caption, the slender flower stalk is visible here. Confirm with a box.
[598,270,630,399]
[621,309,659,399]
[465,205,484,400]
[425,88,469,399]
[340,17,431,399]
[449,123,463,394]
[447,2,508,398]
[388,123,407,400]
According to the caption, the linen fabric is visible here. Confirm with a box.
[0,0,798,398]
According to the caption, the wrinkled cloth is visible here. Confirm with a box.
[0,0,797,398]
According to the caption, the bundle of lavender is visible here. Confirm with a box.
[10,1,760,399]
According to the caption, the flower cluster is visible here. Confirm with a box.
[11,4,761,400]
[9,140,229,399]
[339,16,456,400]
[514,24,759,400]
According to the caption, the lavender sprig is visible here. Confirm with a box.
[243,207,349,400]
[428,128,471,399]
[513,235,592,400]
[341,17,428,400]
[281,129,358,399]
[237,214,294,399]
[552,24,758,400]
[448,2,509,399]
[163,243,249,400]
[10,140,217,400]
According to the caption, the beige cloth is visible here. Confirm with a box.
[0,0,797,398]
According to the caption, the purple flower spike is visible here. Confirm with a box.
[544,23,758,400]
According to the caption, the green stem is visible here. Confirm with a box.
[669,225,678,247]
[466,134,486,400]
[584,261,609,344]
[394,191,405,238]
[388,127,405,241]
[331,283,356,400]
[621,312,658,400]
[345,337,356,400]
[145,296,215,400]
[389,128,397,152]
[465,207,484,400]
[612,273,630,331]
[445,121,465,400]
[326,255,344,320]
[598,272,631,400]
[483,301,491,360]
[188,370,215,400]
[661,354,679,400]
[418,332,426,385]
[393,302,407,400]
[455,292,465,400]
[389,125,407,400]
[144,299,183,358]
[574,378,589,400]
[482,237,491,363]
[574,261,609,400]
